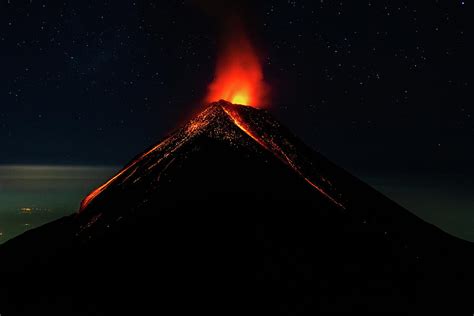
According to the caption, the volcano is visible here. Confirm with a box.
[1,101,473,315]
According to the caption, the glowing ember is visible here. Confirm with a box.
[79,102,344,213]
[206,29,268,107]
[79,141,168,211]
[221,103,345,209]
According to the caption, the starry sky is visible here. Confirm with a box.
[0,0,472,174]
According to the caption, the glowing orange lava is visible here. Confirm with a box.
[79,141,168,212]
[206,30,268,107]
[221,104,345,210]
[79,103,345,213]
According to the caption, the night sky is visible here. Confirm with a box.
[0,0,470,171]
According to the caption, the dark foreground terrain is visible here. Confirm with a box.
[1,101,473,315]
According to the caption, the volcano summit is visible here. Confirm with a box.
[1,101,473,315]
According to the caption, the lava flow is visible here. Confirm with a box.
[80,101,345,213]
[79,140,169,211]
[206,29,268,107]
[221,104,345,210]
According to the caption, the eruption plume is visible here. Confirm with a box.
[206,25,268,107]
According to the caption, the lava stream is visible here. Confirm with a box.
[221,104,345,209]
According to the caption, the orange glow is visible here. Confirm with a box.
[79,140,169,212]
[221,106,268,149]
[79,104,344,213]
[221,104,345,210]
[207,30,268,107]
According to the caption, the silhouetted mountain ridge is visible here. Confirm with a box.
[0,101,473,315]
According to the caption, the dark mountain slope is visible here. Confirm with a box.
[0,101,473,315]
